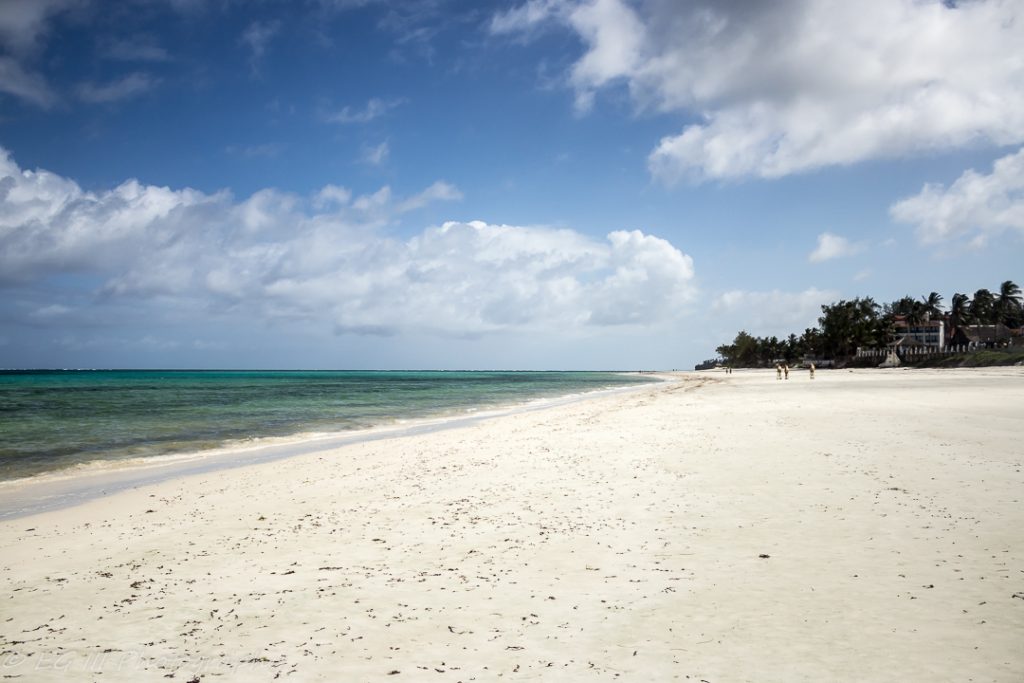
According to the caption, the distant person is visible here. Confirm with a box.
[809,363,816,379]
[783,364,790,380]
[776,364,782,380]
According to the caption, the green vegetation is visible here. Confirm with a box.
[711,280,1022,369]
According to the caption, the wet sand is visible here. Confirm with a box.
[1,368,1022,681]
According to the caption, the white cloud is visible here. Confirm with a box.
[712,287,838,334]
[889,146,1024,246]
[564,0,646,114]
[350,185,392,213]
[362,141,390,166]
[327,97,406,124]
[313,184,352,209]
[0,0,78,108]
[77,72,158,104]
[490,0,565,35]
[0,55,57,107]
[808,232,864,263]
[399,181,462,212]
[241,20,279,74]
[0,147,696,337]
[0,0,76,55]
[495,0,1024,181]
[30,304,71,319]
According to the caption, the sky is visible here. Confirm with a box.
[0,0,1022,370]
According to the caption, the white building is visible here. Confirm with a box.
[893,318,944,348]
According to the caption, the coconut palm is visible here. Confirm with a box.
[949,293,970,328]
[970,288,996,324]
[801,327,822,357]
[888,296,930,329]
[997,280,1022,327]
[921,291,943,320]
[786,333,801,361]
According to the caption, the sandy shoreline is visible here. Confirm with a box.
[0,377,663,521]
[1,368,1022,681]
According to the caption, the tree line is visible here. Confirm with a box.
[712,280,1022,367]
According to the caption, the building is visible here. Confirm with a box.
[892,317,945,348]
[856,317,946,361]
[947,323,1014,349]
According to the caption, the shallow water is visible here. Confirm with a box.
[0,370,654,481]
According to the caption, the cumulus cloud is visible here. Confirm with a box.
[494,0,1024,181]
[808,232,864,263]
[0,147,696,337]
[889,147,1024,247]
[313,184,352,209]
[712,287,838,333]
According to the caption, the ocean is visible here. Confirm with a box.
[0,370,655,482]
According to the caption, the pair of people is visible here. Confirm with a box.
[775,364,789,380]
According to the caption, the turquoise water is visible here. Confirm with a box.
[0,370,653,481]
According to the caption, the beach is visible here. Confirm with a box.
[1,368,1022,681]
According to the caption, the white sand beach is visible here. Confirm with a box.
[1,368,1022,682]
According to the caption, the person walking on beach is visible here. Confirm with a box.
[783,364,790,380]
[776,364,782,380]
[809,362,816,379]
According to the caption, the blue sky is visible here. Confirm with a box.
[1,0,1022,369]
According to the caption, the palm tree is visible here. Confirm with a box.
[970,288,996,324]
[888,296,925,324]
[949,293,970,328]
[801,327,822,357]
[921,291,943,320]
[997,280,1022,327]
